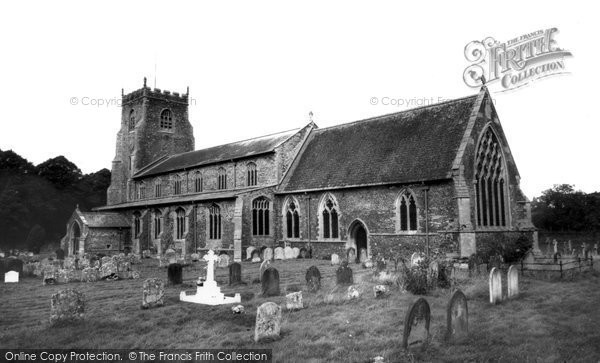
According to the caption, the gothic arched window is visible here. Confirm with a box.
[320,195,339,239]
[153,209,162,239]
[475,127,508,227]
[247,162,257,186]
[285,198,300,239]
[136,181,145,200]
[154,178,162,198]
[173,175,182,195]
[175,207,186,240]
[160,109,173,130]
[398,192,418,231]
[194,171,202,193]
[133,211,141,237]
[252,197,270,236]
[209,204,222,240]
[128,109,136,131]
[217,167,227,190]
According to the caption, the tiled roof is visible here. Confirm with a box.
[134,129,298,178]
[280,95,478,192]
[78,211,130,228]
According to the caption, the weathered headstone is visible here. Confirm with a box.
[507,265,519,299]
[251,249,261,262]
[274,247,284,260]
[167,263,183,285]
[259,259,271,282]
[336,262,353,285]
[229,262,242,285]
[190,253,200,262]
[100,261,117,279]
[446,289,468,342]
[57,269,70,284]
[261,267,280,297]
[305,266,321,292]
[428,261,439,287]
[292,247,300,259]
[299,247,307,259]
[82,267,99,282]
[284,246,294,260]
[331,253,340,265]
[347,285,360,299]
[4,270,18,283]
[141,278,165,309]
[488,267,502,304]
[50,289,85,323]
[246,246,256,261]
[410,253,423,267]
[347,248,356,263]
[165,249,177,264]
[254,302,282,342]
[232,304,244,314]
[373,285,389,298]
[286,291,303,310]
[218,254,230,268]
[43,269,57,285]
[359,248,368,263]
[262,248,273,261]
[402,297,431,351]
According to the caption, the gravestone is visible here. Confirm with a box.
[4,270,18,283]
[359,248,368,263]
[141,278,165,309]
[254,302,282,342]
[56,249,65,260]
[82,267,99,282]
[262,248,273,261]
[165,249,177,264]
[57,269,70,284]
[274,247,284,260]
[218,254,230,268]
[410,253,423,267]
[259,259,271,282]
[305,266,321,292]
[101,256,112,266]
[100,261,117,279]
[67,269,82,283]
[567,240,572,252]
[347,285,360,299]
[428,261,439,287]
[507,265,519,299]
[336,262,353,285]
[232,305,244,314]
[251,249,261,262]
[167,263,183,285]
[190,253,200,262]
[299,247,307,259]
[64,257,75,270]
[246,246,256,261]
[402,298,431,351]
[446,289,468,342]
[488,267,502,304]
[43,269,57,285]
[261,267,280,297]
[331,253,340,265]
[292,247,300,259]
[347,248,356,263]
[229,262,242,285]
[79,257,90,270]
[50,289,85,323]
[286,291,303,310]
[553,239,558,254]
[581,243,587,259]
[373,285,389,298]
[284,246,294,260]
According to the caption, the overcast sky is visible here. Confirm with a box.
[0,1,597,200]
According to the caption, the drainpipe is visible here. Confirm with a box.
[306,193,311,254]
[193,202,197,252]
[424,186,430,258]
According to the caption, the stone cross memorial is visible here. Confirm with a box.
[446,289,468,342]
[507,265,519,298]
[489,267,502,304]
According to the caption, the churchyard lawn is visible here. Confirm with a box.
[1,258,599,362]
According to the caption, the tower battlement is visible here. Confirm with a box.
[122,78,189,105]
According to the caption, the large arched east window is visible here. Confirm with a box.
[285,198,300,239]
[398,192,418,231]
[209,204,222,239]
[320,194,339,239]
[247,162,257,186]
[475,127,507,227]
[160,109,173,130]
[217,167,227,190]
[175,207,186,240]
[128,109,136,131]
[252,197,270,236]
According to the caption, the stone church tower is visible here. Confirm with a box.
[106,79,194,205]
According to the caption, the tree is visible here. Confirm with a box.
[532,184,598,232]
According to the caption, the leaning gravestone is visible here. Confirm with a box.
[336,262,353,285]
[50,289,85,324]
[259,259,271,282]
[246,246,256,261]
[402,297,431,351]
[141,278,165,309]
[446,289,468,342]
[410,253,423,267]
[274,247,284,260]
[346,248,356,263]
[167,263,183,285]
[489,267,502,304]
[331,253,340,265]
[284,246,294,260]
[305,266,321,292]
[507,265,519,299]
[100,261,117,280]
[286,291,303,310]
[261,267,280,297]
[254,302,282,342]
[359,248,368,263]
[263,248,273,261]
[292,247,300,259]
[229,262,242,285]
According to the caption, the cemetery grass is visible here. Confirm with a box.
[1,260,600,362]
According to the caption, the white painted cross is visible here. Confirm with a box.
[203,250,219,283]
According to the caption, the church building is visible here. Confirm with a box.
[61,79,536,262]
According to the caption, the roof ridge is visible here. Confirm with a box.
[315,93,478,132]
